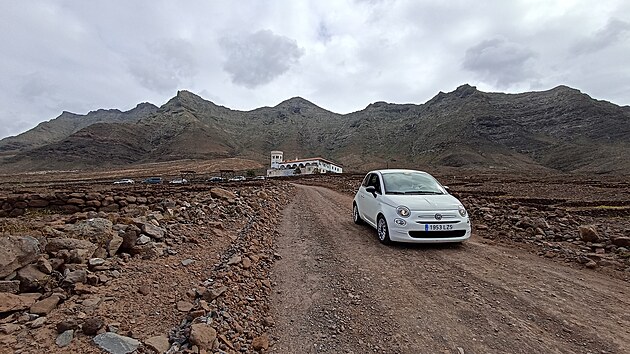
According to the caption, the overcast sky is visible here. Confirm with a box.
[1,0,629,139]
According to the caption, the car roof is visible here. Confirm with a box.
[368,169,428,175]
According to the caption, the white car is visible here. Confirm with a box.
[113,178,134,184]
[353,169,471,244]
[169,178,188,184]
[229,176,246,182]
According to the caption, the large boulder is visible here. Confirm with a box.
[0,235,41,278]
[66,218,115,249]
[46,238,97,263]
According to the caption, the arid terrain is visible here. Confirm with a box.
[1,169,629,353]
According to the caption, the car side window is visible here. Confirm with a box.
[361,174,371,187]
[368,174,382,194]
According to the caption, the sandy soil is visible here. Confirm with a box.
[271,184,630,354]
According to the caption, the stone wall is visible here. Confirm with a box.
[0,189,183,217]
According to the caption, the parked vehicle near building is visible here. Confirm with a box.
[113,178,134,184]
[142,177,162,184]
[228,176,246,182]
[169,178,188,184]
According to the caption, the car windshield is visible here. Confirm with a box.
[382,172,444,195]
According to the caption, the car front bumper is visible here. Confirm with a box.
[386,212,471,244]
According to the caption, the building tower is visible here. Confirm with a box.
[270,151,283,168]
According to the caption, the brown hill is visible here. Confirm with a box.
[0,103,158,155]
[2,85,629,173]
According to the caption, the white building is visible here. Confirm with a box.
[267,151,343,177]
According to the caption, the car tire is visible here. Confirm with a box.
[353,203,364,225]
[377,216,391,245]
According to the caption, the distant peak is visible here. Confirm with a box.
[275,97,316,108]
[365,101,389,109]
[135,102,157,109]
[455,83,477,91]
[550,85,582,94]
[176,90,202,99]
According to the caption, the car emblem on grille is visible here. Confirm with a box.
[434,213,443,220]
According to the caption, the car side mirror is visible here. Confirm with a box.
[365,186,377,197]
[443,186,450,192]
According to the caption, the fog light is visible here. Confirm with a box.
[394,218,407,226]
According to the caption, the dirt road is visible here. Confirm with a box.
[271,185,630,354]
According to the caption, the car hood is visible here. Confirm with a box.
[382,194,462,210]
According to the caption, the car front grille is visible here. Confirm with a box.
[408,230,467,238]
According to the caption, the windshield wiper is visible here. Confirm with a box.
[385,191,405,195]
[403,191,443,195]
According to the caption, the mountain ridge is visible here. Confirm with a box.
[2,84,629,174]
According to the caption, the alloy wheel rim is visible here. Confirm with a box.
[353,206,358,221]
[378,219,386,240]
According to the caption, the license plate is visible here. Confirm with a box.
[425,224,454,231]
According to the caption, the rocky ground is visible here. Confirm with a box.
[1,180,294,353]
[1,170,629,353]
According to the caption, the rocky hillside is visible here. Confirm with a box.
[2,85,629,173]
[0,103,158,155]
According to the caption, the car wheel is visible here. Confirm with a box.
[377,216,391,245]
[353,203,364,225]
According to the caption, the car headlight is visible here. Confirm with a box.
[458,205,467,217]
[396,206,410,218]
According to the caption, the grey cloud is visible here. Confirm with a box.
[317,22,332,43]
[220,30,304,88]
[462,38,536,88]
[572,18,630,55]
[127,38,198,93]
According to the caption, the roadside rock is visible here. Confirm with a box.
[108,234,124,256]
[252,334,269,351]
[189,323,217,351]
[579,225,600,242]
[56,329,74,347]
[56,318,80,333]
[46,238,97,262]
[30,294,62,315]
[64,270,87,285]
[0,280,20,294]
[93,332,141,354]
[612,237,630,247]
[30,316,47,328]
[0,293,37,313]
[0,323,22,334]
[145,335,170,353]
[210,188,236,200]
[176,301,194,312]
[16,264,49,292]
[0,235,40,278]
[66,218,115,248]
[142,223,166,240]
[82,316,105,335]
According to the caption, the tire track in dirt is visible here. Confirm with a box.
[271,184,630,353]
